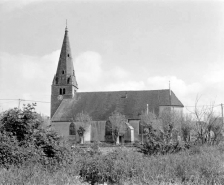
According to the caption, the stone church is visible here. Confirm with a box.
[50,27,184,143]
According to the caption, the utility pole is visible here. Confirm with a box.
[18,99,21,109]
[18,99,24,109]
[221,103,223,126]
[169,80,171,104]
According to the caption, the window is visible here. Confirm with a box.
[68,54,70,57]
[67,77,70,84]
[62,70,65,74]
[59,88,62,95]
[63,88,65,94]
[69,122,76,135]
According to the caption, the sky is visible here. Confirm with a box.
[0,0,224,116]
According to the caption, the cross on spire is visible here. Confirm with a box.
[65,19,68,31]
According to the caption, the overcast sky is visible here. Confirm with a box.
[0,0,224,116]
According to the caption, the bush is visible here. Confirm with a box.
[137,125,191,155]
[79,148,144,184]
[0,104,72,170]
[0,133,41,168]
[0,145,224,184]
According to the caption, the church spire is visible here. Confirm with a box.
[54,26,78,88]
[51,26,78,118]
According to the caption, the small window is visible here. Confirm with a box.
[68,54,70,57]
[62,70,65,74]
[59,88,62,95]
[63,88,65,94]
[67,77,70,84]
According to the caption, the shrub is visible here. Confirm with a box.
[0,133,41,168]
[137,125,191,155]
[0,145,224,184]
[0,104,73,170]
[79,148,144,184]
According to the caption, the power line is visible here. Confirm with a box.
[22,100,50,103]
[0,99,18,101]
[184,104,221,107]
[0,99,50,103]
[0,98,222,107]
[0,101,18,105]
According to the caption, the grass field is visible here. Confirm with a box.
[1,144,224,185]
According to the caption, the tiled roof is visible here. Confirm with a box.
[51,89,183,122]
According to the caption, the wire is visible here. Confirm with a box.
[22,100,50,103]
[184,104,221,107]
[0,101,18,105]
[0,99,18,101]
[0,99,222,106]
[0,99,50,103]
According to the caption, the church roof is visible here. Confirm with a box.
[51,89,184,122]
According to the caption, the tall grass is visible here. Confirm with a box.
[0,144,224,185]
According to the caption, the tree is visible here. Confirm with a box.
[190,96,222,145]
[139,111,157,144]
[139,111,156,126]
[108,111,126,144]
[180,114,192,142]
[137,109,192,155]
[75,112,92,144]
[0,104,69,168]
[0,103,42,142]
[159,107,184,144]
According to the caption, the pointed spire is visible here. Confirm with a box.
[54,27,78,89]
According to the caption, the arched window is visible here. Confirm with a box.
[69,122,76,135]
[63,88,65,94]
[59,88,62,95]
[105,120,112,136]
[62,70,65,74]
[105,120,113,142]
[67,77,70,84]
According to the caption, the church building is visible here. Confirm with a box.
[50,27,184,143]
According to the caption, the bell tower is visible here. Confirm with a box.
[51,26,78,118]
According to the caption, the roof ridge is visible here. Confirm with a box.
[76,89,170,93]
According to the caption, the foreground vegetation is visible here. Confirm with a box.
[0,144,224,185]
[0,104,224,184]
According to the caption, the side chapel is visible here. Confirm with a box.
[50,27,184,143]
